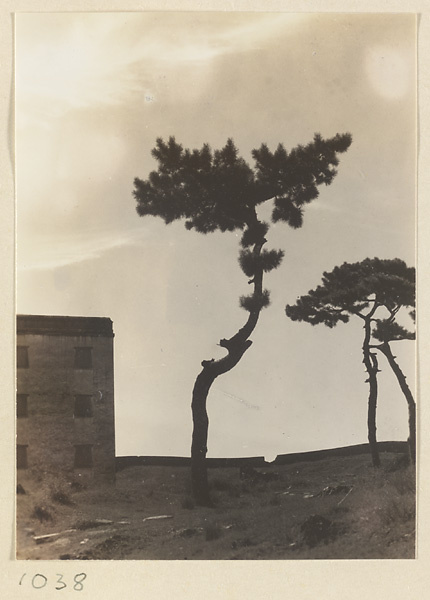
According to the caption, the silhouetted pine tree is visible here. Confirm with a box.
[371,316,416,464]
[285,258,415,467]
[133,133,352,504]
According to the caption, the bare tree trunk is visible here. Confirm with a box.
[367,352,381,467]
[191,369,215,506]
[362,308,381,467]
[191,340,252,505]
[374,341,416,465]
[190,221,266,505]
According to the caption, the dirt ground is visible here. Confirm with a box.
[16,452,415,560]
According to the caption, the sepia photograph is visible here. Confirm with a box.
[14,10,417,563]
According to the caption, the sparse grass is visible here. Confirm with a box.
[231,536,257,549]
[329,504,350,516]
[384,454,411,473]
[210,477,232,491]
[291,478,310,487]
[228,486,241,498]
[390,468,416,495]
[379,497,415,527]
[178,527,199,538]
[238,537,256,547]
[205,523,222,541]
[74,519,111,531]
[208,475,242,500]
[299,514,339,548]
[80,535,131,560]
[268,494,281,506]
[181,496,195,510]
[240,481,252,494]
[70,480,86,492]
[16,452,416,560]
[31,505,54,523]
[51,488,74,506]
[374,468,416,529]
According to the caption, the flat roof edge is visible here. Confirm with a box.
[17,315,114,337]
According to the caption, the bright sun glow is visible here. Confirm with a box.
[365,45,412,100]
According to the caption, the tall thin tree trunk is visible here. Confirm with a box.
[375,342,416,465]
[367,352,381,467]
[190,220,265,505]
[191,368,216,506]
[190,338,252,505]
[362,308,381,467]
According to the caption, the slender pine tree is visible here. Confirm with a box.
[285,258,415,467]
[371,317,416,464]
[133,132,352,504]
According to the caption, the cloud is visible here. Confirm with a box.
[17,226,148,271]
[15,12,307,122]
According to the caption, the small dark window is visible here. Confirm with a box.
[17,346,29,368]
[17,394,28,418]
[74,395,93,418]
[74,445,93,468]
[17,445,28,469]
[74,347,92,369]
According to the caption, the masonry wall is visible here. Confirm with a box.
[16,320,115,482]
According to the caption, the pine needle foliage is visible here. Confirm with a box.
[285,257,416,467]
[238,249,285,278]
[134,133,352,234]
[285,258,415,327]
[373,319,415,343]
[261,249,285,273]
[240,221,269,248]
[239,289,271,313]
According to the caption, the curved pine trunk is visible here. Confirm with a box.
[362,312,381,467]
[191,369,216,506]
[376,342,416,465]
[190,340,252,505]
[190,223,265,505]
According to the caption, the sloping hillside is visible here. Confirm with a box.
[16,451,415,560]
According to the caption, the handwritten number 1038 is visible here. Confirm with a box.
[19,573,87,591]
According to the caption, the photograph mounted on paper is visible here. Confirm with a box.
[15,12,416,560]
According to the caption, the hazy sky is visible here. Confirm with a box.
[15,12,416,460]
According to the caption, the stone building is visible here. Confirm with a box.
[16,315,116,482]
